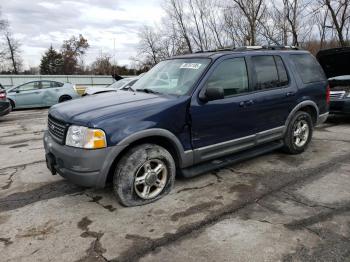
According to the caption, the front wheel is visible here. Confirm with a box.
[282,111,313,154]
[113,144,176,207]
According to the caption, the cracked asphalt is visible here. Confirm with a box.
[0,109,350,262]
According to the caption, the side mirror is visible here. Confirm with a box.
[199,86,224,102]
[15,90,20,94]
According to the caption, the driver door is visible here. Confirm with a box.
[190,57,257,163]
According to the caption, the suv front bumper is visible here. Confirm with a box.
[43,131,121,188]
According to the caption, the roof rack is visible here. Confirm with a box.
[195,45,300,53]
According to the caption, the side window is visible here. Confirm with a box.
[274,56,289,86]
[52,82,64,88]
[41,81,52,89]
[206,58,249,98]
[252,56,279,90]
[290,54,326,84]
[17,82,40,92]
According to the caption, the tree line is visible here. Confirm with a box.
[134,0,350,69]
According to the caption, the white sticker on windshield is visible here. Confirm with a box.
[180,63,202,70]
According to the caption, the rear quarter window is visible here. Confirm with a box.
[290,54,326,84]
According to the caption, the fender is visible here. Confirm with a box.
[117,128,194,168]
[96,128,194,187]
[284,100,319,132]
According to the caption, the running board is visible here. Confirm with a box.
[180,141,283,178]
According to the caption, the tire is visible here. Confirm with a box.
[8,99,15,110]
[282,111,313,154]
[58,95,72,103]
[113,143,176,207]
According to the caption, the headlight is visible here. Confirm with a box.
[66,125,107,149]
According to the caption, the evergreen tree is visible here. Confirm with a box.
[40,46,64,74]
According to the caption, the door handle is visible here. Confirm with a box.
[245,100,254,106]
[286,92,295,97]
[239,100,255,107]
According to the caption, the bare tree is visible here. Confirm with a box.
[322,0,350,46]
[137,26,161,65]
[231,0,266,45]
[3,26,22,74]
[0,10,22,74]
[163,0,193,53]
[314,7,330,48]
[188,0,205,51]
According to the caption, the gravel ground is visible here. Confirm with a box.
[0,109,349,262]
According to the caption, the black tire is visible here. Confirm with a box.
[8,99,15,110]
[58,95,72,103]
[282,111,313,154]
[113,143,176,207]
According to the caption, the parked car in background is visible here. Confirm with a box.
[83,77,140,96]
[317,47,350,114]
[7,80,80,109]
[44,46,329,207]
[0,84,11,117]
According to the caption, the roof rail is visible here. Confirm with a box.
[234,45,299,51]
[195,45,300,53]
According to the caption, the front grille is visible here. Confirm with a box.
[48,115,68,144]
[330,91,346,100]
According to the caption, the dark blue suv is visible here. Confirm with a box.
[44,46,329,206]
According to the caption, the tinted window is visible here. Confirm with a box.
[291,54,326,84]
[252,56,280,90]
[275,56,289,86]
[48,81,64,88]
[206,58,249,97]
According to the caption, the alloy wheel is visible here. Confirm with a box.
[134,159,168,200]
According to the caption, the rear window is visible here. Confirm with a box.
[251,55,289,90]
[290,54,326,84]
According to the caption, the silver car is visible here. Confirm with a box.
[7,80,79,109]
[84,77,139,96]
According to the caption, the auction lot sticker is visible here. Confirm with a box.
[180,63,202,70]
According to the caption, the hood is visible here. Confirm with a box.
[316,47,350,78]
[85,86,116,95]
[49,90,178,126]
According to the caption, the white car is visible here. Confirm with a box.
[84,78,139,96]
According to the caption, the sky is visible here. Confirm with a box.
[0,0,165,69]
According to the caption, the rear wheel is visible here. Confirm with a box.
[282,111,313,154]
[58,95,72,103]
[113,144,176,207]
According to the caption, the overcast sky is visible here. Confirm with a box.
[0,0,165,69]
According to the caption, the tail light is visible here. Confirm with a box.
[0,92,6,100]
[326,85,330,104]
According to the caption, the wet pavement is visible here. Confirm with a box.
[0,109,350,262]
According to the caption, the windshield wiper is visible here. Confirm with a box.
[120,85,135,92]
[136,88,160,94]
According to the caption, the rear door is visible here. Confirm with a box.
[190,56,258,163]
[42,81,64,106]
[246,55,297,135]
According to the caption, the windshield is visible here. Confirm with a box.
[108,78,133,89]
[133,58,211,95]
